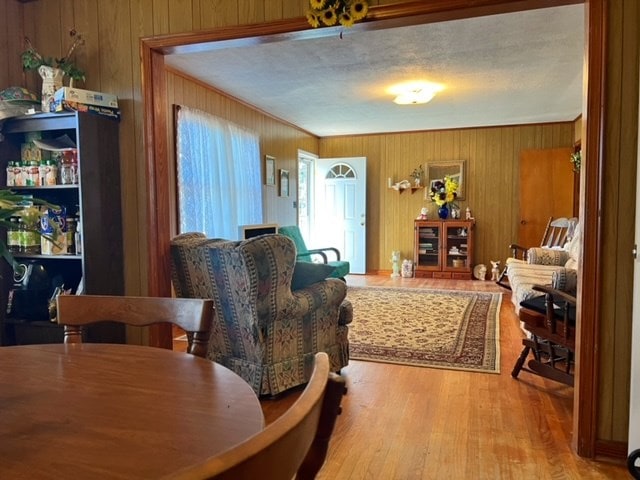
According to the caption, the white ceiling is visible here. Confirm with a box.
[165,4,584,137]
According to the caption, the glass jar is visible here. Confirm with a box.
[60,150,78,185]
[25,161,39,186]
[6,161,15,186]
[66,217,77,254]
[13,161,25,187]
[6,216,20,252]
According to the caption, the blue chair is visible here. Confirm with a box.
[278,225,350,280]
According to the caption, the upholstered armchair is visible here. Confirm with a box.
[170,232,350,396]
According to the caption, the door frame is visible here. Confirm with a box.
[297,150,317,242]
[141,0,605,458]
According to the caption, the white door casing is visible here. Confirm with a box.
[314,157,367,274]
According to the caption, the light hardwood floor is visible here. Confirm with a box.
[174,275,628,479]
[261,275,628,479]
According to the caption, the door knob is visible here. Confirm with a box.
[520,220,527,225]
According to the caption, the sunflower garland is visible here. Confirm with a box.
[306,0,369,29]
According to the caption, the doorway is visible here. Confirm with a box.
[519,147,575,247]
[141,0,608,458]
[297,150,316,242]
[314,157,367,274]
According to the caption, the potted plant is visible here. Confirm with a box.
[21,30,85,112]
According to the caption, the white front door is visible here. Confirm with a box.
[314,157,366,274]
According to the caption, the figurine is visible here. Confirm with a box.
[416,207,428,220]
[391,251,401,278]
[473,264,487,281]
[465,207,472,220]
[401,259,413,278]
[490,260,500,281]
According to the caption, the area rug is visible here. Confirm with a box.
[347,286,502,373]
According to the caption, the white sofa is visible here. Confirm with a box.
[506,224,581,312]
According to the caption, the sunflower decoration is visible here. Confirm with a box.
[306,0,369,29]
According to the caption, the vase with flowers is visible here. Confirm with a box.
[21,30,85,112]
[429,176,459,219]
[306,0,369,29]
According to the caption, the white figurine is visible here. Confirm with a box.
[465,207,472,220]
[401,259,413,278]
[416,207,428,220]
[490,260,500,281]
[391,251,401,278]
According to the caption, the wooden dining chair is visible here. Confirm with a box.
[165,352,347,480]
[56,295,214,357]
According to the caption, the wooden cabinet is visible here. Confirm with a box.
[0,111,125,345]
[414,220,474,279]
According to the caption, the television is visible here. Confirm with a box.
[238,223,278,240]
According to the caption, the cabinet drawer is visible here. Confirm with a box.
[451,272,473,280]
[432,272,452,279]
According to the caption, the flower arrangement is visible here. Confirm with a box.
[410,165,424,186]
[306,0,369,29]
[21,30,86,83]
[429,175,459,207]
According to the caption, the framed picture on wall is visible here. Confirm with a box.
[265,155,276,186]
[279,169,289,197]
[425,160,466,200]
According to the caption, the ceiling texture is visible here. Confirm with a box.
[165,4,584,137]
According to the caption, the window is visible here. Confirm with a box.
[176,106,263,239]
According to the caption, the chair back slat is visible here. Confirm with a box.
[56,295,214,357]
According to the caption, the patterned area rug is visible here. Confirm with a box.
[347,286,502,373]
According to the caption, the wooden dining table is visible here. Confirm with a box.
[0,343,265,479]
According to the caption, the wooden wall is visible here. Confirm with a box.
[597,0,638,444]
[320,124,574,271]
[0,0,636,449]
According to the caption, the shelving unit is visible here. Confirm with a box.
[0,111,125,345]
[414,219,474,279]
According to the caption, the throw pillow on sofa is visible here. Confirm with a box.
[527,247,570,266]
[551,267,578,294]
[291,262,336,290]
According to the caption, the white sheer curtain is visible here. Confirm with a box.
[176,106,263,239]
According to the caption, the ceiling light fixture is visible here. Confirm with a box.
[389,81,444,105]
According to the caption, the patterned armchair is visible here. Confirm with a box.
[170,232,349,396]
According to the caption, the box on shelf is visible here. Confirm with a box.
[52,87,120,120]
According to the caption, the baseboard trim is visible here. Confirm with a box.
[595,439,628,462]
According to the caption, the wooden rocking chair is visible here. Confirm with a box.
[511,285,576,386]
[496,216,576,289]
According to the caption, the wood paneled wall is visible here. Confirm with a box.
[597,0,638,444]
[0,0,636,449]
[321,124,574,271]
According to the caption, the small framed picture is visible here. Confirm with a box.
[279,169,289,197]
[265,155,276,186]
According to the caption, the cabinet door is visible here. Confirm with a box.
[414,221,441,271]
[442,221,472,273]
